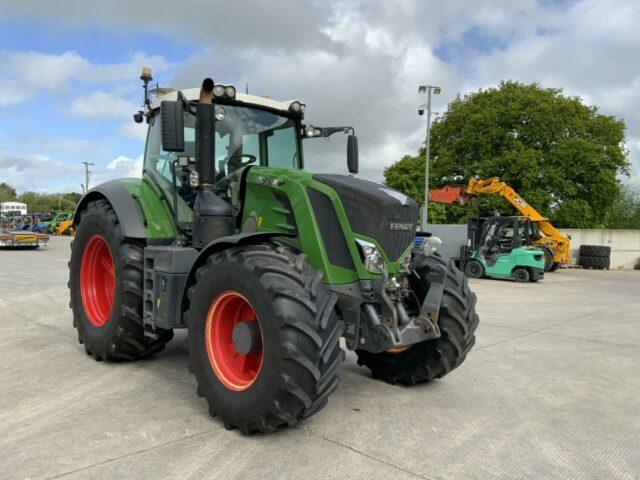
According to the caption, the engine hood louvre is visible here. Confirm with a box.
[312,174,418,261]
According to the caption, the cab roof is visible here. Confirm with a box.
[150,87,298,114]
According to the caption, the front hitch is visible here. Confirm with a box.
[356,260,445,353]
[413,261,446,330]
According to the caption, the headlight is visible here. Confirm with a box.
[213,85,225,98]
[355,239,385,272]
[305,124,316,137]
[289,101,305,114]
[214,106,226,121]
[213,84,236,99]
[421,235,442,254]
[400,252,411,271]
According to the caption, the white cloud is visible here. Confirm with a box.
[0,49,171,114]
[69,91,138,120]
[0,0,639,190]
[106,155,143,178]
[119,122,148,141]
[0,152,79,192]
[0,79,29,108]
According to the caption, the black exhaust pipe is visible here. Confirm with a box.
[192,78,234,248]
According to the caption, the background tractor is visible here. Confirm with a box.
[44,212,73,234]
[68,69,479,434]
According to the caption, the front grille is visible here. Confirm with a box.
[313,174,418,261]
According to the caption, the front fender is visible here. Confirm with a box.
[181,231,296,312]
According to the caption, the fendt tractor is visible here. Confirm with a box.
[68,69,479,434]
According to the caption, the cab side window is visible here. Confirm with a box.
[145,114,196,183]
[144,113,195,223]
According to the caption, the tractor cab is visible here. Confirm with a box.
[141,83,358,240]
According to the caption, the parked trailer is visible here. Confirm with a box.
[0,231,49,248]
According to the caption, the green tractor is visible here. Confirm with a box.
[462,216,545,283]
[44,212,72,234]
[68,70,479,434]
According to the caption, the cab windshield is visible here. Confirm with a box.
[144,104,301,224]
[212,105,300,177]
[146,105,300,186]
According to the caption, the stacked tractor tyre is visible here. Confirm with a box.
[579,244,611,270]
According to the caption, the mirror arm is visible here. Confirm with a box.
[177,90,196,116]
[321,126,354,137]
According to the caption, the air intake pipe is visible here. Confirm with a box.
[192,78,234,248]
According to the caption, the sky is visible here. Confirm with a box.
[1,0,639,194]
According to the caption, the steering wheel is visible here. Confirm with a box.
[228,154,257,169]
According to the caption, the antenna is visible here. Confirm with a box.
[245,82,249,94]
[140,67,153,109]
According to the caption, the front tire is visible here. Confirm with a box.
[464,259,484,278]
[186,244,344,434]
[356,254,479,385]
[69,199,173,361]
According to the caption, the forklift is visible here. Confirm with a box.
[461,216,545,283]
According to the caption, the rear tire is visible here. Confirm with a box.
[580,255,610,270]
[356,254,479,385]
[69,199,173,361]
[513,268,530,283]
[579,245,611,257]
[186,243,344,434]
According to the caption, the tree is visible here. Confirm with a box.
[0,183,17,203]
[604,185,640,229]
[15,191,81,214]
[384,81,629,227]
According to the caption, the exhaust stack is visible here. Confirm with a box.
[192,77,234,248]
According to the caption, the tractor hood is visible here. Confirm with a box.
[312,174,418,261]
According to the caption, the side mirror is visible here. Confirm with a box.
[160,101,184,152]
[347,134,359,174]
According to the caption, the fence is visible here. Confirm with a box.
[561,229,640,269]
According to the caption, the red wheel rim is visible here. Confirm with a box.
[80,235,115,327]
[205,291,263,391]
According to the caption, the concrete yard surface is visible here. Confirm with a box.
[1,237,639,480]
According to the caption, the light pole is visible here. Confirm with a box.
[82,161,95,194]
[418,84,441,230]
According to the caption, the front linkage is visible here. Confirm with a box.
[340,252,444,354]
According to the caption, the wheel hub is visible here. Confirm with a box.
[80,235,115,327]
[232,320,262,355]
[205,291,263,392]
